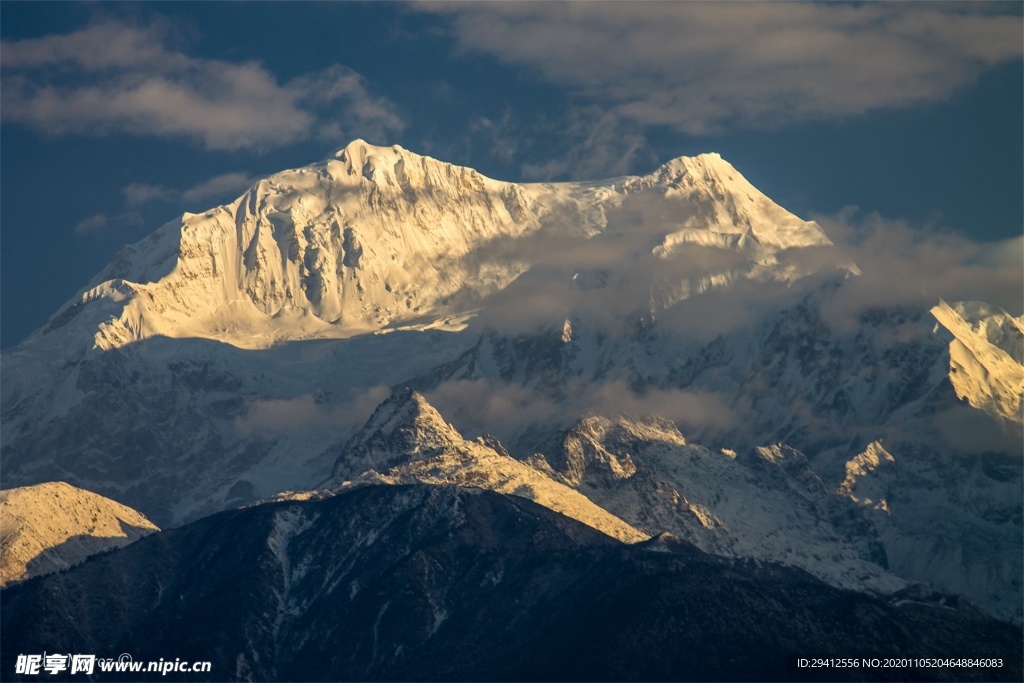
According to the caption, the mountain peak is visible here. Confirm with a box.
[931,299,1024,426]
[327,391,650,544]
[653,151,732,177]
[332,138,406,165]
[24,142,841,354]
[358,387,454,440]
[0,481,158,587]
[333,388,461,476]
[641,150,832,251]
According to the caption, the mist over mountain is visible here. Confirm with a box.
[2,142,1021,680]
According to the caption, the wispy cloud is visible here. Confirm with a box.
[1,19,404,151]
[815,208,1024,326]
[74,210,142,236]
[233,386,391,437]
[123,183,173,208]
[123,172,259,210]
[74,213,109,235]
[424,377,736,442]
[76,170,261,236]
[446,184,1019,345]
[422,3,1022,135]
[517,107,653,181]
[469,109,520,165]
[449,183,845,339]
[180,172,257,205]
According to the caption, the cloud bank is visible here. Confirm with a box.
[233,386,391,438]
[76,170,261,237]
[424,377,737,443]
[124,172,259,210]
[423,2,1022,135]
[449,184,1021,343]
[815,208,1024,327]
[1,19,404,151]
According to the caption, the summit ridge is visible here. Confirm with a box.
[24,141,839,353]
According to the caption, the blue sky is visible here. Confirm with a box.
[2,1,1022,347]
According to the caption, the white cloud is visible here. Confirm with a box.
[180,172,257,205]
[424,377,736,442]
[233,386,391,437]
[455,186,822,338]
[74,213,108,235]
[123,183,172,207]
[0,20,181,71]
[74,209,142,236]
[1,20,404,151]
[122,172,257,210]
[288,64,405,144]
[814,208,1024,326]
[422,3,1022,135]
[449,188,1019,345]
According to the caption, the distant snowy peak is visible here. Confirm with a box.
[30,141,845,352]
[640,152,833,251]
[941,300,1024,361]
[0,481,158,587]
[328,388,647,544]
[552,414,685,487]
[35,141,546,352]
[334,387,463,473]
[931,300,1024,425]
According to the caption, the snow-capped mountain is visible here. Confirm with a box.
[534,415,904,594]
[0,141,850,524]
[327,388,646,544]
[1,142,1019,623]
[0,481,157,587]
[408,304,1023,620]
[19,140,837,355]
[4,485,1020,682]
[327,389,903,595]
[314,388,1018,621]
[931,299,1024,425]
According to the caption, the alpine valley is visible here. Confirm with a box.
[2,141,1021,680]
